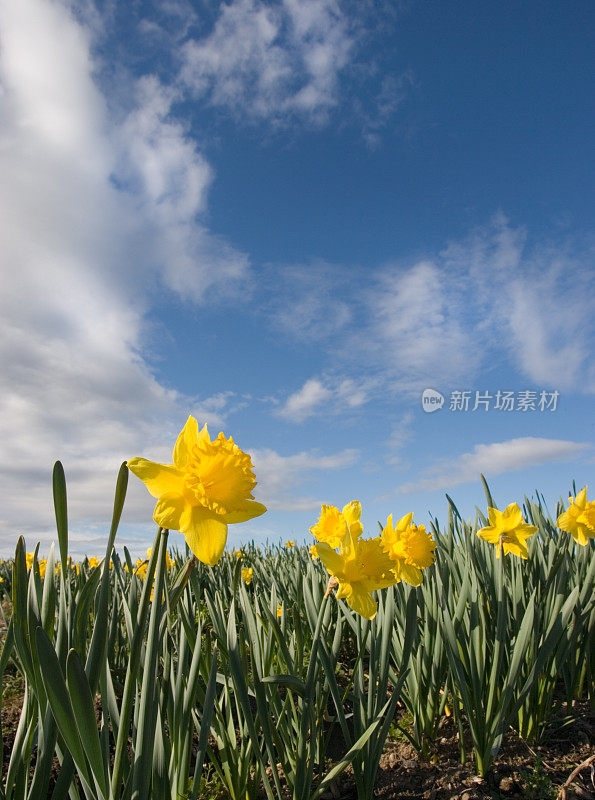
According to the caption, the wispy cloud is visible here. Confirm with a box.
[0,0,250,554]
[396,437,590,494]
[385,412,414,468]
[181,0,357,125]
[364,259,477,393]
[265,261,353,342]
[251,446,359,510]
[278,379,332,422]
[277,375,373,421]
[271,217,595,398]
[441,214,595,391]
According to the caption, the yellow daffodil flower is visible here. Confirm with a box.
[382,513,436,586]
[309,544,318,559]
[88,557,100,569]
[276,604,282,617]
[39,559,47,578]
[242,566,253,585]
[316,528,398,620]
[236,549,245,559]
[477,503,537,558]
[285,540,294,548]
[26,552,34,570]
[128,415,267,566]
[557,488,595,546]
[310,501,363,548]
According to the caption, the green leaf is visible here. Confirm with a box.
[53,461,68,576]
[66,649,109,799]
[34,627,93,792]
[260,674,308,696]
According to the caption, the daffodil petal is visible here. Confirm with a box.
[477,526,501,544]
[395,512,414,531]
[316,542,345,577]
[503,540,529,559]
[347,585,377,620]
[128,459,185,499]
[172,416,200,468]
[183,514,228,566]
[153,492,190,531]
[501,503,523,529]
[399,563,423,587]
[224,500,267,524]
[487,507,500,527]
[342,500,361,526]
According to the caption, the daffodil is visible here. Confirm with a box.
[285,540,294,548]
[310,501,363,548]
[88,557,99,569]
[477,503,537,558]
[276,604,283,617]
[128,416,266,566]
[382,513,436,586]
[236,549,245,559]
[309,544,319,559]
[26,552,34,570]
[242,566,253,585]
[557,488,595,546]
[316,528,398,620]
[39,559,47,578]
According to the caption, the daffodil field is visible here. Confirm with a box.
[0,420,594,800]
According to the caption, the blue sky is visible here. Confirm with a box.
[0,0,593,557]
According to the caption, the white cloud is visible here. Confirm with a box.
[396,437,590,494]
[441,215,595,391]
[278,378,332,421]
[251,446,359,510]
[362,259,478,393]
[116,75,250,302]
[277,375,373,421]
[0,0,249,555]
[276,218,595,398]
[266,261,353,342]
[385,412,413,467]
[181,0,357,124]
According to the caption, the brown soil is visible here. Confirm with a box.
[325,703,594,800]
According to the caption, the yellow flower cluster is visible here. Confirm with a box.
[556,487,595,546]
[242,566,253,585]
[310,501,436,620]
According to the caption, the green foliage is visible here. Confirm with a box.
[521,757,555,800]
[0,466,593,799]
